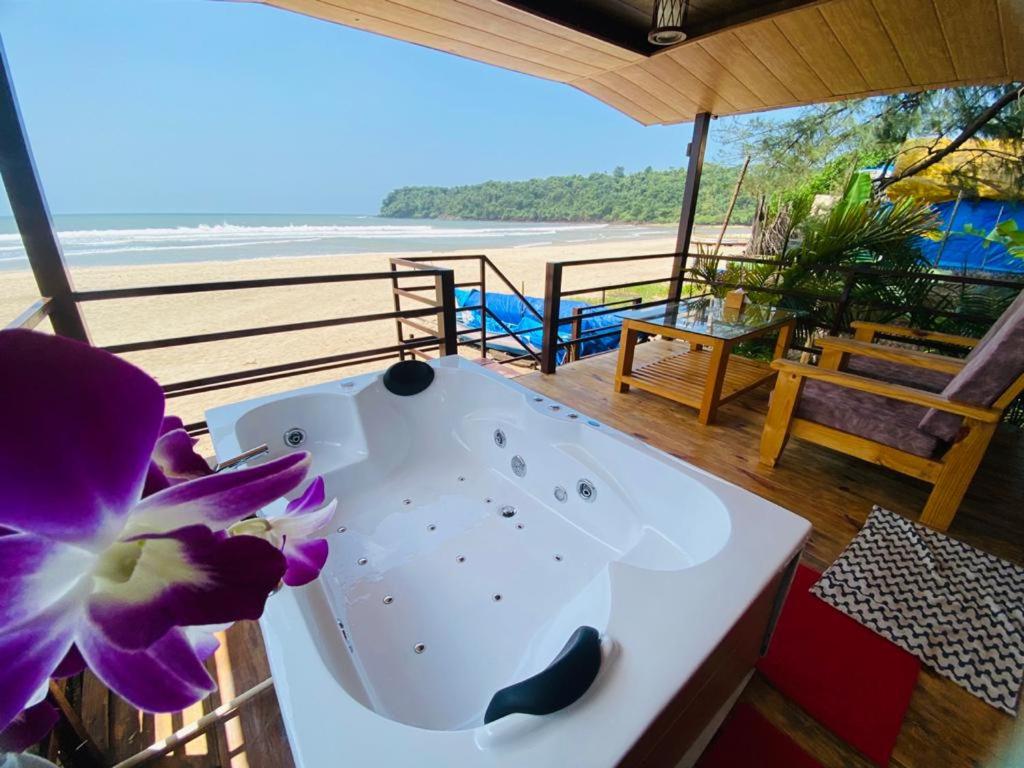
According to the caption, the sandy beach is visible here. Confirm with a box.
[2,235,721,433]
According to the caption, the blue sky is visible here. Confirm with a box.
[0,0,778,215]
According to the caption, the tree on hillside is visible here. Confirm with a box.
[379,164,754,225]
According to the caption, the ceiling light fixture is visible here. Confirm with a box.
[648,0,689,46]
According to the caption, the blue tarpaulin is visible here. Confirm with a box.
[454,288,628,364]
[918,199,1024,274]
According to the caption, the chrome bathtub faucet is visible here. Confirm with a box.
[214,443,270,473]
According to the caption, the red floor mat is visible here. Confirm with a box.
[697,703,821,768]
[757,564,920,767]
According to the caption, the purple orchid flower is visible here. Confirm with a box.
[0,330,330,737]
[144,413,336,587]
[229,477,336,587]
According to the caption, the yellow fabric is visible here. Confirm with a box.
[885,138,1024,203]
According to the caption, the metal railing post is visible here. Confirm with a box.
[479,256,488,360]
[436,267,458,356]
[0,36,90,342]
[540,262,563,374]
[669,111,711,303]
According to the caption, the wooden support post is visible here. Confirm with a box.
[0,36,89,342]
[613,323,639,393]
[569,306,583,363]
[390,262,406,361]
[759,370,803,466]
[669,112,711,303]
[540,262,563,374]
[435,267,458,356]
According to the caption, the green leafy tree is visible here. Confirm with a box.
[726,84,1022,202]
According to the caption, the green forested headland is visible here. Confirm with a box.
[379,164,754,224]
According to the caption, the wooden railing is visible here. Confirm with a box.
[7,269,461,436]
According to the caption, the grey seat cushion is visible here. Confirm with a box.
[965,288,1024,361]
[797,379,943,458]
[845,355,954,393]
[919,295,1024,442]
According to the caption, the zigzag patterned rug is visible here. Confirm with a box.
[811,507,1024,715]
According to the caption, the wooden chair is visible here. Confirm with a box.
[759,304,1024,531]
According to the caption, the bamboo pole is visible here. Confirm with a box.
[111,678,275,768]
[713,155,751,256]
[934,189,963,267]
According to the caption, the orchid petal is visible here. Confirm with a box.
[0,700,59,752]
[86,525,285,650]
[0,583,85,732]
[52,645,87,679]
[285,476,325,515]
[0,330,163,544]
[151,428,212,485]
[127,452,310,536]
[160,416,185,434]
[0,533,94,635]
[77,626,215,713]
[185,629,221,663]
[276,498,337,542]
[142,463,171,498]
[281,538,329,587]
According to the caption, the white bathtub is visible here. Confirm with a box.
[206,356,809,767]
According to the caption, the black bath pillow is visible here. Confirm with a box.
[382,359,434,396]
[484,626,602,724]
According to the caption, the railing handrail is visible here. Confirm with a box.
[71,269,451,301]
[103,306,441,355]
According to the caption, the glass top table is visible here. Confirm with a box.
[614,297,799,424]
[617,297,800,341]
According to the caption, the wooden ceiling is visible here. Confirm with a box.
[248,0,1024,124]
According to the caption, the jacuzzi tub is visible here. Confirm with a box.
[206,355,809,767]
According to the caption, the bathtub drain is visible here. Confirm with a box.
[499,505,517,518]
[282,427,306,448]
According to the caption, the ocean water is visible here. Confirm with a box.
[0,213,687,271]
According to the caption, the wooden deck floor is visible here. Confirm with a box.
[80,341,1023,768]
